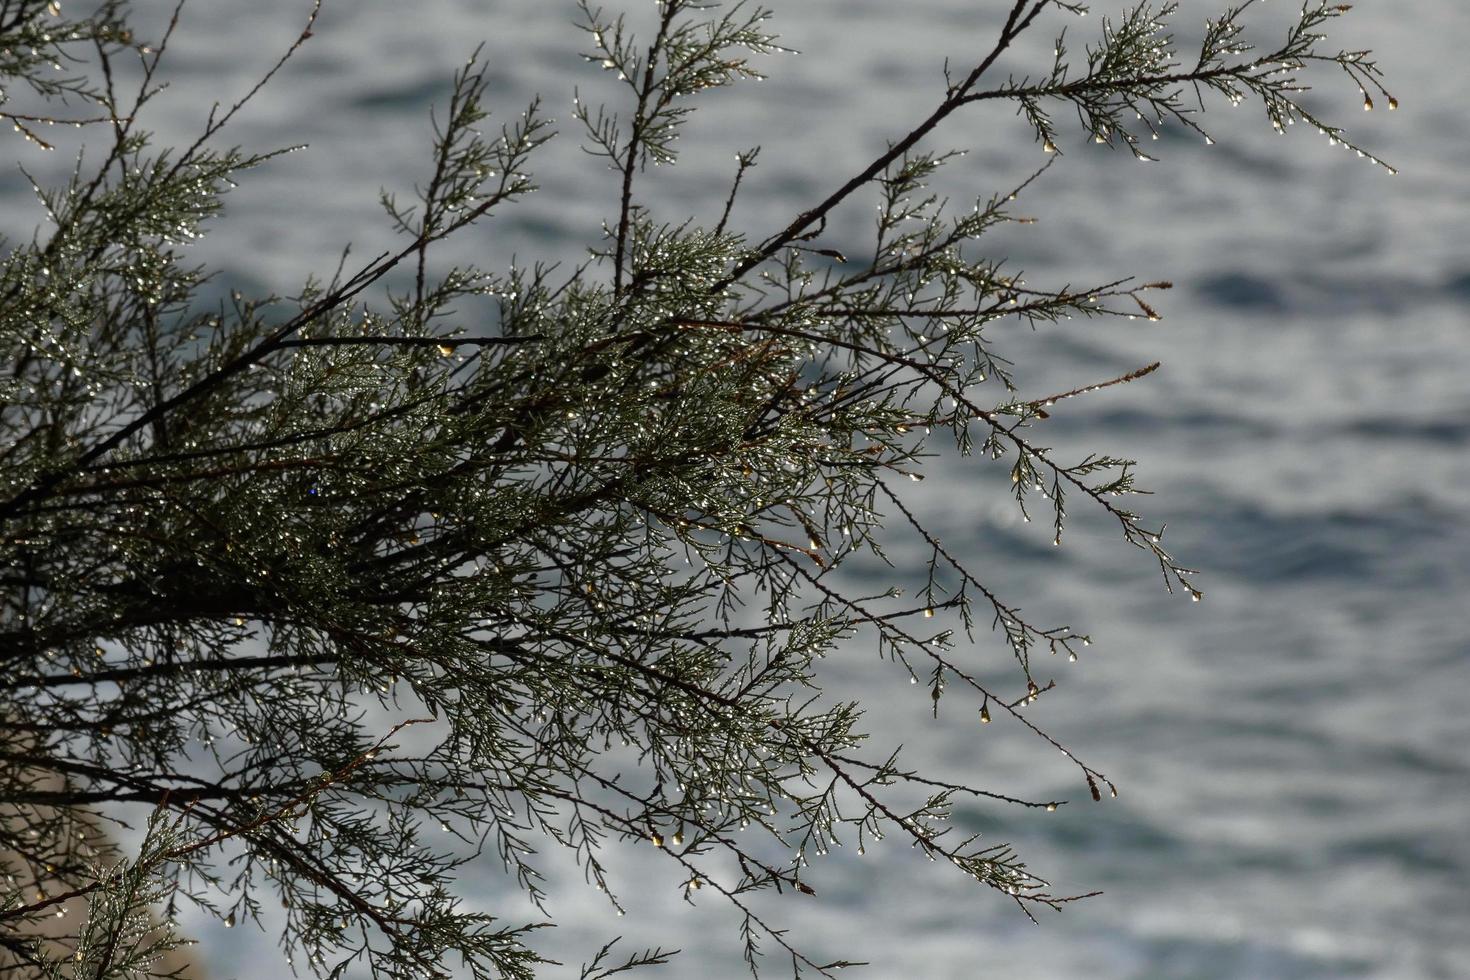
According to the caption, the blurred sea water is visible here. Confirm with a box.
[5,1,1466,977]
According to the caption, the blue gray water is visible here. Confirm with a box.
[6,1,1465,977]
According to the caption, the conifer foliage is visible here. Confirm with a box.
[0,1,1389,976]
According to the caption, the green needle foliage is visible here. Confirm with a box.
[0,0,1391,976]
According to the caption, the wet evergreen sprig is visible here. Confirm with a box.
[986,0,1397,169]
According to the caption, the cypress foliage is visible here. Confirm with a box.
[0,1,1390,976]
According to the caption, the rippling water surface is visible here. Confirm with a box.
[6,1,1465,977]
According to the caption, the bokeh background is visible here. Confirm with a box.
[4,1,1465,977]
